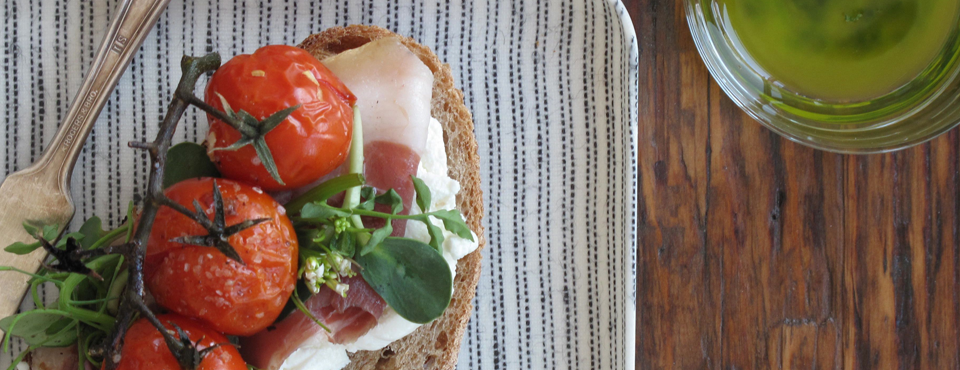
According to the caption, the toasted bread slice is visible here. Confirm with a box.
[298,26,485,370]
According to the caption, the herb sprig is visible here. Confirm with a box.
[0,213,132,370]
[293,177,470,323]
[288,107,473,324]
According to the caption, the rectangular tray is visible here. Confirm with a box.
[0,0,638,368]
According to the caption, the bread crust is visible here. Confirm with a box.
[298,26,485,370]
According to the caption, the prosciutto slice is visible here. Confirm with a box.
[241,37,434,370]
[322,37,432,236]
[321,37,434,158]
[240,276,386,370]
[355,141,420,235]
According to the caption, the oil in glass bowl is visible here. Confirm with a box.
[686,0,960,152]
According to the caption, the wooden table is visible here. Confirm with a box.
[626,1,960,368]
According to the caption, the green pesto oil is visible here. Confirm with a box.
[721,0,960,101]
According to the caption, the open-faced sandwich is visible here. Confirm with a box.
[0,25,483,370]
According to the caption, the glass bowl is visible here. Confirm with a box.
[684,0,960,153]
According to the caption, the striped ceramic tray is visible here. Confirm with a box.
[0,0,638,368]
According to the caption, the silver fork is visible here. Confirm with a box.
[0,0,171,324]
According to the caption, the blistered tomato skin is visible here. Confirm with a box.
[204,45,356,191]
[144,178,298,336]
[108,314,246,370]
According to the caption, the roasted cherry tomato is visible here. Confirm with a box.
[145,178,298,336]
[204,45,356,191]
[108,314,246,370]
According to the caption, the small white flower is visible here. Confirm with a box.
[302,253,355,297]
[337,257,352,276]
[303,256,327,294]
[331,282,350,297]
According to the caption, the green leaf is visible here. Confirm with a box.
[253,138,285,186]
[356,238,452,324]
[4,242,40,255]
[357,187,377,211]
[41,225,59,241]
[44,317,73,336]
[331,231,356,257]
[163,142,221,188]
[300,203,351,220]
[284,174,365,215]
[0,312,78,347]
[430,210,475,241]
[375,189,404,215]
[361,223,393,256]
[22,222,40,238]
[342,231,357,257]
[426,223,445,253]
[77,217,109,250]
[411,176,432,212]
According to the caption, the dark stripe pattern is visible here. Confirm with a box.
[0,0,638,368]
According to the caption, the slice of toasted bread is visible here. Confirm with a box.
[298,26,485,370]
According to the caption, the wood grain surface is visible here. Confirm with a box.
[627,0,960,368]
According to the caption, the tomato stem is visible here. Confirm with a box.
[97,53,233,370]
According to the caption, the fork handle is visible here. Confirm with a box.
[35,0,171,191]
